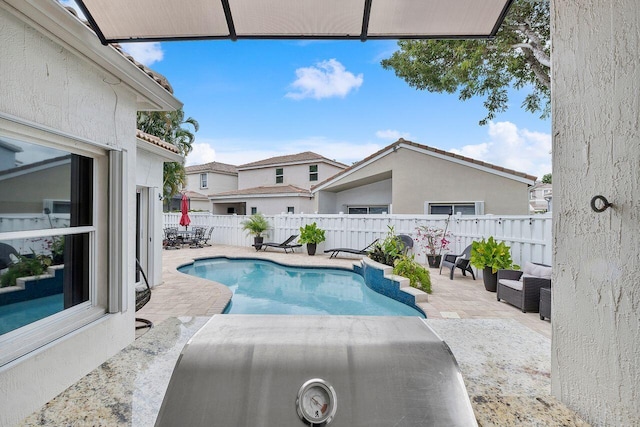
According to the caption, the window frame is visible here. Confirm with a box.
[275,168,283,184]
[347,205,389,214]
[200,172,208,189]
[0,120,107,366]
[309,164,318,182]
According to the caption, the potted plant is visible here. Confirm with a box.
[369,226,404,266]
[298,222,326,255]
[470,236,519,292]
[241,213,270,250]
[415,225,452,268]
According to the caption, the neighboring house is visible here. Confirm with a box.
[209,152,347,214]
[313,139,536,215]
[528,182,552,213]
[181,161,238,211]
[0,2,182,425]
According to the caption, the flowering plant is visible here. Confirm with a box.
[414,225,452,256]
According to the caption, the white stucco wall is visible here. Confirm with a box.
[242,196,314,215]
[185,171,238,195]
[239,162,344,190]
[553,1,640,425]
[333,179,392,213]
[0,5,153,424]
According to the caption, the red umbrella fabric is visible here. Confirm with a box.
[179,193,190,229]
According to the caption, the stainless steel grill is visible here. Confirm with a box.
[155,315,477,427]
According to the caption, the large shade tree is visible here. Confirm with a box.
[137,109,199,201]
[381,0,550,125]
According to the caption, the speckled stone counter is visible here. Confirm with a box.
[20,317,588,426]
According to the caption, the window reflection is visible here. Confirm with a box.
[0,136,93,336]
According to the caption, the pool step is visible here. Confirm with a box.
[401,286,429,303]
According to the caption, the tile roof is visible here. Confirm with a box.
[136,130,180,154]
[211,185,312,198]
[63,6,173,93]
[312,138,537,190]
[185,162,238,175]
[181,190,209,200]
[238,152,347,169]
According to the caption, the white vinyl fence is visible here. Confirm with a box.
[164,212,552,267]
[0,214,70,255]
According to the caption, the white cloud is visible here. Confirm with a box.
[375,129,411,141]
[185,137,381,167]
[449,121,551,179]
[120,42,164,66]
[185,142,217,167]
[286,59,363,100]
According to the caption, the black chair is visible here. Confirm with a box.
[439,244,476,280]
[135,259,153,330]
[202,227,214,246]
[324,239,379,259]
[397,234,414,255]
[259,235,302,253]
[0,243,19,270]
[497,262,552,313]
[164,228,181,250]
[189,227,206,248]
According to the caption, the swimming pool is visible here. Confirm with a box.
[179,258,424,317]
[0,293,64,335]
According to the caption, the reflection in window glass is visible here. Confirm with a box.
[0,137,93,336]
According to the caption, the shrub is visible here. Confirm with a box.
[298,222,326,244]
[1,252,51,288]
[470,236,520,273]
[368,226,404,266]
[393,255,432,293]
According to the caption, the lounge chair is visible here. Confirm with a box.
[0,243,19,270]
[259,235,302,253]
[439,244,475,280]
[397,234,414,255]
[324,239,379,259]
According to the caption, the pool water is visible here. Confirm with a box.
[179,258,424,317]
[0,293,64,335]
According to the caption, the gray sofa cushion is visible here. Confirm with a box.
[498,278,523,291]
[522,262,552,280]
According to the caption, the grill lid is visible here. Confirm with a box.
[155,315,477,427]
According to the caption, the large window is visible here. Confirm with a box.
[429,203,478,215]
[275,168,283,184]
[0,136,97,362]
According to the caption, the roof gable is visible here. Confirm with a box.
[237,152,347,170]
[185,161,238,175]
[313,139,537,192]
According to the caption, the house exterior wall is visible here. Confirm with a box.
[318,148,530,214]
[333,179,392,213]
[0,6,143,425]
[238,163,343,190]
[185,171,238,195]
[553,1,640,425]
[221,196,314,215]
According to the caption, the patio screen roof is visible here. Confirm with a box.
[75,0,514,45]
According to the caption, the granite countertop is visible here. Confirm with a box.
[20,317,588,426]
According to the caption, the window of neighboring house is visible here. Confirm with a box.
[251,207,257,215]
[276,168,283,184]
[227,207,236,214]
[287,206,295,213]
[428,203,478,215]
[529,191,535,200]
[200,173,208,188]
[0,135,102,366]
[347,206,388,214]
[309,165,318,181]
[543,189,551,196]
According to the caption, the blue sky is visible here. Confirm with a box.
[62,1,551,179]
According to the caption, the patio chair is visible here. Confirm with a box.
[497,262,552,313]
[0,243,19,270]
[202,227,214,246]
[189,227,206,248]
[397,234,414,255]
[164,228,181,250]
[259,235,302,253]
[439,244,476,280]
[324,239,379,259]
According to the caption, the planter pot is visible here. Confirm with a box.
[253,236,264,251]
[306,243,317,256]
[482,266,498,292]
[426,254,442,268]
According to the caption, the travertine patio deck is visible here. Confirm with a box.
[138,244,551,338]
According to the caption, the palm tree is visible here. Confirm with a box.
[137,109,199,203]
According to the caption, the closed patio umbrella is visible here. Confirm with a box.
[179,193,190,230]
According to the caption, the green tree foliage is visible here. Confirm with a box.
[137,109,199,200]
[541,173,552,184]
[381,0,550,125]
